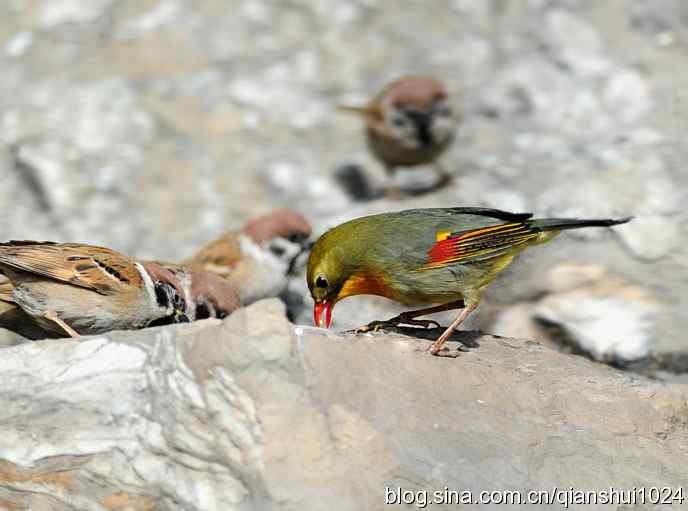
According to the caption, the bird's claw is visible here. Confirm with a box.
[354,320,395,334]
[427,343,461,358]
[354,315,440,335]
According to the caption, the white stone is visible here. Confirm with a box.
[37,0,113,28]
[535,290,656,362]
[616,215,680,261]
[604,70,652,123]
[4,31,34,57]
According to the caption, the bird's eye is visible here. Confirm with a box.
[270,244,286,257]
[174,293,183,307]
[391,115,407,127]
[436,105,452,117]
[287,233,306,244]
[315,275,328,289]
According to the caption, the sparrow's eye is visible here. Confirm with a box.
[173,293,184,308]
[270,244,286,257]
[391,114,407,128]
[315,275,328,289]
[433,98,452,117]
[287,233,307,244]
[436,105,452,117]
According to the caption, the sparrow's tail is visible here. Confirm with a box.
[337,104,378,117]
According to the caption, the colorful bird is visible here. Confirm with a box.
[307,207,630,356]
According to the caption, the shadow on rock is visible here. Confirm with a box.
[344,326,483,351]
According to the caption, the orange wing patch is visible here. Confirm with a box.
[419,222,539,270]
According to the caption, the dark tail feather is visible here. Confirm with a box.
[529,217,632,232]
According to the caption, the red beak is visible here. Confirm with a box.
[313,300,334,328]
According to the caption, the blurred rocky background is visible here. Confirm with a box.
[1,0,687,375]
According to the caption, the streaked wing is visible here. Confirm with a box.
[419,222,539,270]
[0,274,15,302]
[0,241,141,294]
[184,234,243,270]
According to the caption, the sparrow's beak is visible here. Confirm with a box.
[409,111,433,146]
[313,299,333,328]
[173,306,190,323]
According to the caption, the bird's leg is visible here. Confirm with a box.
[382,165,406,199]
[428,302,478,356]
[44,310,79,338]
[395,299,466,329]
[431,162,453,191]
[355,299,465,333]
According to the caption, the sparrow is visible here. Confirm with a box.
[184,209,312,305]
[147,261,241,321]
[189,270,241,320]
[340,75,458,194]
[307,207,631,356]
[0,241,189,338]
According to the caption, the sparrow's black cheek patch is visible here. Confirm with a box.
[154,283,170,308]
[147,316,174,327]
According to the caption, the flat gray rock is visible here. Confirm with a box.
[0,300,685,510]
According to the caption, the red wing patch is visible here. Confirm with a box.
[421,222,539,269]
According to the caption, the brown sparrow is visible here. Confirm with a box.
[189,270,241,319]
[183,209,312,305]
[147,261,241,321]
[0,241,189,338]
[340,75,458,193]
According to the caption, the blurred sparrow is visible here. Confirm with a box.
[148,261,241,321]
[184,209,312,304]
[0,241,189,338]
[190,270,241,319]
[340,75,457,194]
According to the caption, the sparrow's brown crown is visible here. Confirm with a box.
[242,209,312,244]
[380,76,448,111]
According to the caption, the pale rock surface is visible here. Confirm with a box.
[0,300,686,510]
[494,263,659,364]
